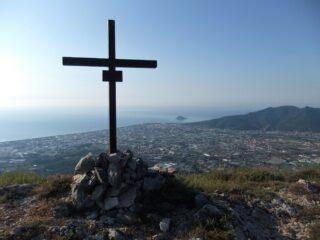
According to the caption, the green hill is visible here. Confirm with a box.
[190,106,320,132]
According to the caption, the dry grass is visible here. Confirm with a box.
[175,167,320,202]
[288,182,310,195]
[179,167,320,191]
[34,174,72,198]
[309,222,320,240]
[298,205,320,221]
[182,217,234,240]
[177,167,284,195]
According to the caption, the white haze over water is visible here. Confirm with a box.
[0,106,254,142]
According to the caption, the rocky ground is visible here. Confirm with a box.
[1,159,320,239]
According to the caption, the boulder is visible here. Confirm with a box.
[118,186,137,208]
[75,153,96,174]
[123,172,131,182]
[108,162,122,187]
[73,174,89,186]
[108,152,122,163]
[71,186,86,210]
[105,186,121,198]
[94,167,108,184]
[136,158,148,168]
[136,164,148,180]
[194,204,224,222]
[127,168,137,181]
[116,211,139,225]
[96,200,104,210]
[92,185,106,200]
[127,158,137,171]
[124,149,133,161]
[87,172,99,189]
[143,174,166,191]
[83,195,95,209]
[87,210,99,220]
[96,152,109,169]
[120,182,129,192]
[120,150,133,168]
[194,193,209,209]
[100,215,115,225]
[104,197,119,211]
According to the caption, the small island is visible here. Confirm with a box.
[176,115,187,121]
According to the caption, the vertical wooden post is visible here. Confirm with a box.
[108,20,117,154]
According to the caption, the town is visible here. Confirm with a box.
[0,123,320,175]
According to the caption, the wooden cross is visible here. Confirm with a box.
[62,20,157,154]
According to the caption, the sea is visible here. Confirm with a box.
[0,106,252,142]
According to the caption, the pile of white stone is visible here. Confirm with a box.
[70,150,166,212]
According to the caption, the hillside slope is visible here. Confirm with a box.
[190,106,320,132]
[1,168,320,239]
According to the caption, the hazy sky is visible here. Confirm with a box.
[0,0,319,110]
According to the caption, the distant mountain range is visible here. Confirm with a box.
[189,106,320,132]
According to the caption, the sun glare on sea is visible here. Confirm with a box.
[0,55,24,108]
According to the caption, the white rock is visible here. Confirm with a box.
[75,153,96,174]
[297,179,307,184]
[159,218,171,232]
[108,229,125,240]
[72,174,88,185]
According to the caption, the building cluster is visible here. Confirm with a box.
[1,124,320,174]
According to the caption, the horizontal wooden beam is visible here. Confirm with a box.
[63,57,157,68]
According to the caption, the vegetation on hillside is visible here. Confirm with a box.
[0,171,44,187]
[190,106,320,132]
[178,167,320,191]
